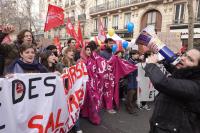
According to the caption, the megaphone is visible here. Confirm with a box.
[135,26,181,65]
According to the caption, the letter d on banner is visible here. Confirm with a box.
[12,80,26,104]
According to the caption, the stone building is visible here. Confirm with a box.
[88,0,200,46]
[39,0,200,47]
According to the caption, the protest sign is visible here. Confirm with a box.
[137,63,158,103]
[0,62,88,133]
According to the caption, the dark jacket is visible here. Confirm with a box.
[99,48,112,60]
[127,58,138,89]
[0,31,21,74]
[0,32,8,76]
[145,64,200,133]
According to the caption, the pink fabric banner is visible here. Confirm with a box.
[81,52,137,125]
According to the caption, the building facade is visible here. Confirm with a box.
[88,0,200,46]
[38,0,92,46]
[38,0,200,47]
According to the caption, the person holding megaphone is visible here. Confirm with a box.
[135,26,200,133]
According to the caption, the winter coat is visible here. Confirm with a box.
[0,31,7,77]
[99,48,112,60]
[145,63,200,133]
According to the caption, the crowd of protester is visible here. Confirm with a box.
[0,25,200,133]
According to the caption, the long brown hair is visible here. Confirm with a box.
[62,47,75,67]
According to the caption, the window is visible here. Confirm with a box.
[94,18,98,32]
[71,0,75,5]
[174,3,185,24]
[124,13,131,28]
[112,15,119,29]
[141,10,162,32]
[95,0,100,6]
[103,17,108,30]
[71,10,75,16]
[147,11,156,29]
[197,0,200,22]
[65,0,69,7]
[58,0,62,6]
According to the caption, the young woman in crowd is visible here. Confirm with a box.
[62,47,83,133]
[0,27,36,75]
[5,43,47,74]
[40,50,63,74]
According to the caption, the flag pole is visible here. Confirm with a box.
[44,4,50,32]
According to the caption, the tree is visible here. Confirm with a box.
[0,0,35,32]
[187,0,194,49]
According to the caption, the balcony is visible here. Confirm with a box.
[112,26,119,30]
[89,0,160,15]
[78,13,86,22]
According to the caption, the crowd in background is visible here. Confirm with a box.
[1,25,200,133]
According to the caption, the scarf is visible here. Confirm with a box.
[9,59,47,73]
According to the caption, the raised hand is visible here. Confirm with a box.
[0,25,15,34]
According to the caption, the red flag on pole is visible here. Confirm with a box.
[44,4,64,32]
[77,21,84,47]
[66,17,77,39]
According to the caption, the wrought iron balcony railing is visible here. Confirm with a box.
[112,26,118,30]
[89,0,153,14]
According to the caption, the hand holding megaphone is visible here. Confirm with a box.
[135,26,181,65]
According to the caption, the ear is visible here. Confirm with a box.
[19,52,23,57]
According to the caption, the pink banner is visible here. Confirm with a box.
[81,53,137,124]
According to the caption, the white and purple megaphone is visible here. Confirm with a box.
[135,26,181,65]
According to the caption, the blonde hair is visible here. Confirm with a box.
[62,47,75,67]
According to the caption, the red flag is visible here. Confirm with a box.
[66,17,77,39]
[53,36,62,54]
[98,18,106,43]
[77,21,84,48]
[44,4,64,32]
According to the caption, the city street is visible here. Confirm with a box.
[80,102,153,133]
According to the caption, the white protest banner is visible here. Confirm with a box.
[137,63,158,103]
[0,78,5,130]
[0,62,88,133]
